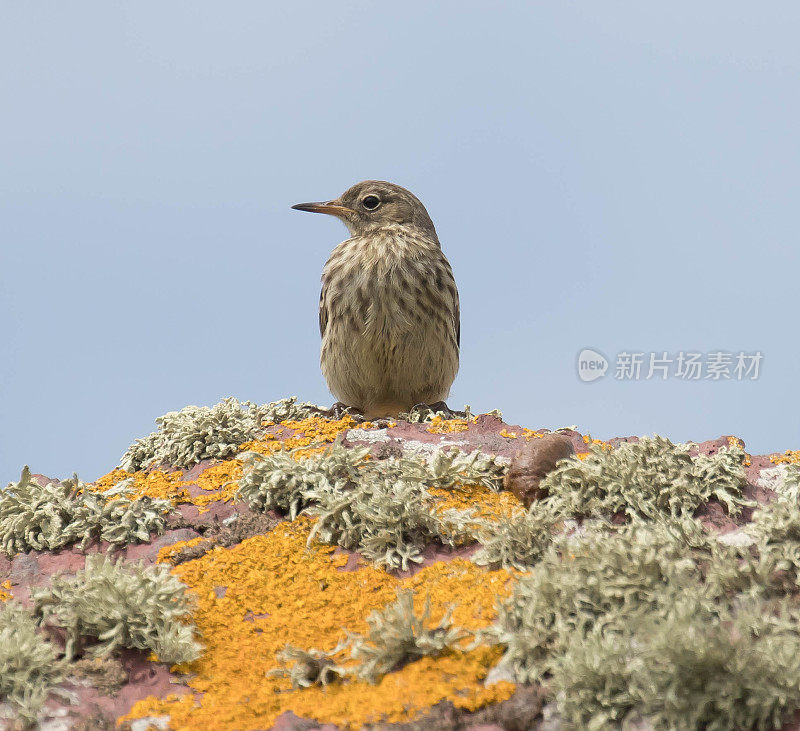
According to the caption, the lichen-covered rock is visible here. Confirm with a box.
[0,601,64,725]
[31,554,201,663]
[0,467,172,556]
[3,400,800,731]
[120,396,320,471]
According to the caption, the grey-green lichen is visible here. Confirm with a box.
[306,473,467,571]
[471,506,558,571]
[31,554,201,664]
[238,442,483,570]
[412,447,507,492]
[120,396,320,471]
[0,467,172,557]
[773,463,800,503]
[483,512,800,730]
[274,589,466,688]
[237,443,371,520]
[347,588,466,683]
[272,643,349,689]
[539,436,750,521]
[551,593,800,731]
[487,521,709,685]
[474,437,752,572]
[0,601,64,726]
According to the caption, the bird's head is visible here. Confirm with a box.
[292,180,437,239]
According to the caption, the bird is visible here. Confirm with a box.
[292,181,460,419]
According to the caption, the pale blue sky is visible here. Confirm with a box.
[1,2,798,483]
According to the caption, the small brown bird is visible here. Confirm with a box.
[292,181,460,418]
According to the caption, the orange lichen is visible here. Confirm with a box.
[0,580,11,602]
[771,450,800,466]
[92,468,191,504]
[240,416,362,459]
[120,518,515,730]
[581,435,613,451]
[429,485,523,523]
[427,416,471,434]
[191,461,243,507]
[93,468,129,491]
[500,427,544,440]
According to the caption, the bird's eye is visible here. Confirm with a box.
[362,195,380,210]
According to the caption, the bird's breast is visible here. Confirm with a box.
[322,230,446,337]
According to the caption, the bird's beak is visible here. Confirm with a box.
[291,200,352,217]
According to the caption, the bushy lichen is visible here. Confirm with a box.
[471,506,557,571]
[487,521,710,684]
[743,499,800,588]
[275,589,467,688]
[238,443,501,569]
[236,442,370,519]
[32,555,201,663]
[475,437,752,571]
[272,644,348,689]
[120,396,319,471]
[0,467,172,556]
[551,596,800,730]
[347,589,467,683]
[765,463,800,504]
[482,511,800,730]
[305,466,469,570]
[411,448,507,492]
[539,436,750,520]
[0,601,64,726]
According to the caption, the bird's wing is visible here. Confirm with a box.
[318,288,328,338]
[443,258,460,349]
[455,294,460,348]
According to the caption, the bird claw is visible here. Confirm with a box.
[409,402,465,420]
[325,402,366,421]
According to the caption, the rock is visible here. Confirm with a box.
[10,552,41,583]
[504,434,575,507]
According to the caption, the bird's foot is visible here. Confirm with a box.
[325,402,367,421]
[404,401,466,421]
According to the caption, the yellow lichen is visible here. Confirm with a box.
[500,427,544,440]
[0,580,11,602]
[427,416,471,434]
[92,468,191,504]
[772,450,800,466]
[92,418,368,515]
[191,461,243,507]
[120,518,515,730]
[429,485,523,523]
[582,435,613,451]
[240,416,361,459]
